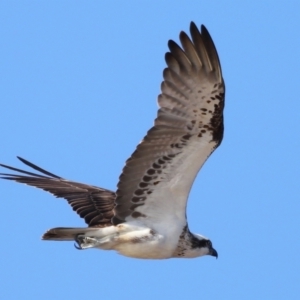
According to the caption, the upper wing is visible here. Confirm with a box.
[113,23,225,228]
[0,157,115,227]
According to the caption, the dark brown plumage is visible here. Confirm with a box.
[113,23,224,224]
[0,157,116,229]
[0,23,225,247]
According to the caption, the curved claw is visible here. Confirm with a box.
[74,242,83,250]
[74,234,84,250]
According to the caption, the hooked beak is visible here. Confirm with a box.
[210,247,218,259]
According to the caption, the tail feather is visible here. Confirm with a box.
[42,227,100,241]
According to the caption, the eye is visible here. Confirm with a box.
[206,240,212,247]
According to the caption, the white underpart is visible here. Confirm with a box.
[78,134,213,259]
[78,224,166,259]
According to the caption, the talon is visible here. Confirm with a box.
[74,234,85,250]
[74,242,83,250]
[74,234,98,249]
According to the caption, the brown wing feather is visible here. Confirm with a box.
[0,157,115,227]
[113,22,225,224]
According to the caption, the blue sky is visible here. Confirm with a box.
[0,1,299,299]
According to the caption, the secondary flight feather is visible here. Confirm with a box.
[0,22,225,259]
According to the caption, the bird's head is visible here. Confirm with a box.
[187,234,218,259]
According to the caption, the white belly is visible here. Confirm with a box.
[114,234,173,259]
[93,223,181,259]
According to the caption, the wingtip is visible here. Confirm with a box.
[189,22,211,40]
[17,156,30,165]
[190,21,197,29]
[189,22,208,33]
[200,24,213,41]
[200,24,208,34]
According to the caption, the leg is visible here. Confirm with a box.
[74,234,115,250]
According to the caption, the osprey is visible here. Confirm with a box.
[0,22,224,259]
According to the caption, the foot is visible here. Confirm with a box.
[74,235,98,250]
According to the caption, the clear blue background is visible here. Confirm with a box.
[0,1,299,299]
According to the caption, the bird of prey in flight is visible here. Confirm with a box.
[1,22,225,259]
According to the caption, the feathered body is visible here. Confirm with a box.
[1,22,224,259]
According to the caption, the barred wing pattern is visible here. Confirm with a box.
[113,23,225,226]
[0,23,225,234]
[0,157,115,227]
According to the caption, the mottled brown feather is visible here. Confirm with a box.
[113,22,225,224]
[0,22,225,229]
[0,157,115,227]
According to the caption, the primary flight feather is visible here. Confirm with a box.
[1,22,224,259]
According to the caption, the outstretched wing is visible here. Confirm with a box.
[0,157,115,227]
[113,23,225,228]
